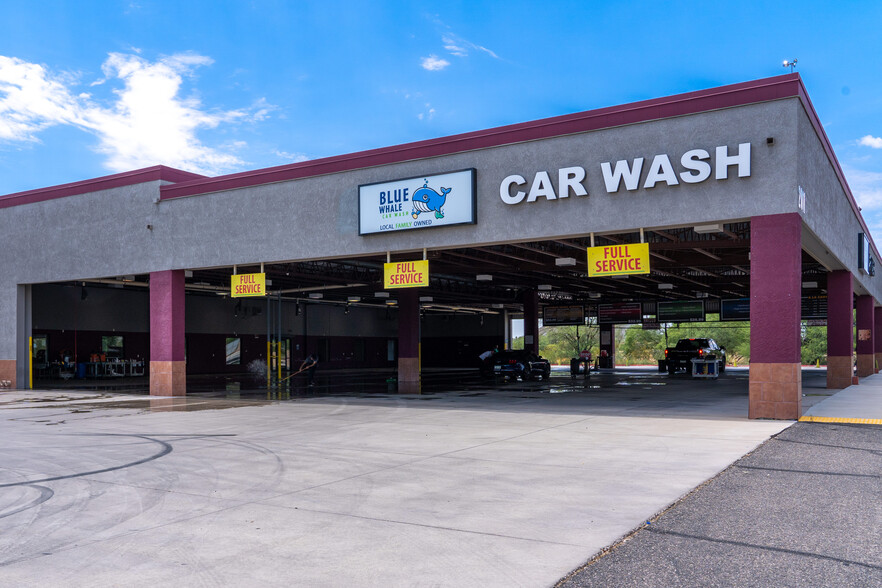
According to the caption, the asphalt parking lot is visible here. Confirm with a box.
[0,368,836,587]
[557,421,882,587]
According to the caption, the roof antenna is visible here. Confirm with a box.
[782,59,797,73]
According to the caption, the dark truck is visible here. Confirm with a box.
[664,338,726,375]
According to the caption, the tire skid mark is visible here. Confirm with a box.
[0,484,54,519]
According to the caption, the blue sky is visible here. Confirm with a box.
[1,1,881,231]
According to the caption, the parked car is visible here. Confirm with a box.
[664,338,726,375]
[491,350,551,381]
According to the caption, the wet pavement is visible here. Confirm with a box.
[32,365,835,411]
[1,368,794,587]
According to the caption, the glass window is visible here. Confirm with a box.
[33,335,48,365]
[102,335,124,359]
[225,338,241,365]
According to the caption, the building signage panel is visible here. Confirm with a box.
[597,302,642,324]
[231,273,266,298]
[359,169,476,235]
[543,305,585,326]
[720,298,750,321]
[657,300,705,323]
[384,260,429,289]
[858,232,876,276]
[587,243,650,277]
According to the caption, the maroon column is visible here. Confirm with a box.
[826,270,854,389]
[875,307,882,373]
[523,290,540,354]
[397,289,420,383]
[149,270,186,396]
[599,323,615,368]
[749,213,802,419]
[855,296,875,377]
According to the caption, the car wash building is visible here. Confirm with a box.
[1,73,878,420]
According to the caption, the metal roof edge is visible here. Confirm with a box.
[0,165,205,210]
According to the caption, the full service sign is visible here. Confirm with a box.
[384,260,429,289]
[587,243,650,277]
[359,169,476,235]
[231,273,266,298]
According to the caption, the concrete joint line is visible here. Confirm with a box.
[645,528,882,571]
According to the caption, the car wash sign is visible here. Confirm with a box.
[359,169,476,235]
[587,243,650,277]
[499,143,751,205]
[231,273,266,297]
[384,260,429,288]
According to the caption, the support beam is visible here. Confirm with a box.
[15,285,32,389]
[599,323,615,368]
[855,296,875,378]
[523,290,539,354]
[826,270,854,389]
[749,213,802,419]
[150,270,186,396]
[876,307,882,374]
[397,289,420,384]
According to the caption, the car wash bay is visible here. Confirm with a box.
[29,219,854,420]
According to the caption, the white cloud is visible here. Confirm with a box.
[442,36,469,57]
[420,55,450,71]
[274,150,309,162]
[417,103,435,121]
[859,135,882,149]
[0,56,82,141]
[843,166,882,238]
[441,33,499,59]
[844,166,882,215]
[0,52,270,176]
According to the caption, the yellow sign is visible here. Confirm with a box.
[587,243,650,277]
[231,272,266,297]
[384,260,429,288]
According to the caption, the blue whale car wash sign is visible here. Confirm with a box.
[358,169,476,235]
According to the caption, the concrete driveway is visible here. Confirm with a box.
[1,373,790,587]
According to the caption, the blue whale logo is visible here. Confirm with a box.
[411,181,451,220]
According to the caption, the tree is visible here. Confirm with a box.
[801,324,827,365]
[619,326,664,365]
[537,324,598,364]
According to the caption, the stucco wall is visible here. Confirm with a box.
[797,103,882,299]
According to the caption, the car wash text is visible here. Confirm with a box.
[499,143,751,204]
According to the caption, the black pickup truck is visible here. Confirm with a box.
[664,338,726,375]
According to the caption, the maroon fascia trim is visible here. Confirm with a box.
[0,165,205,210]
[160,74,805,201]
